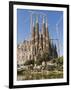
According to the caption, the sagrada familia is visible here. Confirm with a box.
[17,15,58,65]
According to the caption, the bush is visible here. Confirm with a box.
[24,59,34,65]
[36,52,51,65]
[47,65,56,71]
[50,56,63,71]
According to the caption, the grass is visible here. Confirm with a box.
[46,71,63,79]
[17,70,63,80]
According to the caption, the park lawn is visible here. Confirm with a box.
[17,70,63,80]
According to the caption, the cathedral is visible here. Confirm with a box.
[31,15,50,60]
[17,15,58,65]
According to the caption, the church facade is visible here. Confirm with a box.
[17,15,58,65]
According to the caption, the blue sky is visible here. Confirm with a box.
[17,9,63,56]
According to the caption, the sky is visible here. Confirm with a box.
[17,9,63,56]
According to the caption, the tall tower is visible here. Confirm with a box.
[32,18,35,56]
[46,17,49,54]
[35,15,39,54]
[31,15,35,45]
[42,16,46,52]
[30,14,35,60]
[39,32,43,55]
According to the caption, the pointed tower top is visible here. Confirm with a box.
[46,17,48,28]
[33,18,34,26]
[43,15,45,23]
[36,14,38,23]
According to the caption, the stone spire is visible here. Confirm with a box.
[35,14,39,53]
[46,17,49,53]
[42,15,46,52]
[43,15,45,24]
[31,14,35,58]
[31,14,35,45]
[36,14,38,23]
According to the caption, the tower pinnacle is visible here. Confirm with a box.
[43,15,45,24]
[46,17,48,28]
[36,14,38,23]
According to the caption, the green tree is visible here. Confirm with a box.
[36,52,51,66]
[24,59,34,66]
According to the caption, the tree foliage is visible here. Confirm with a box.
[52,56,63,71]
[24,59,34,65]
[36,52,51,65]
